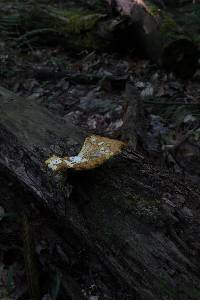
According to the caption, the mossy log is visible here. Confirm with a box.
[1,85,200,299]
[8,3,198,76]
[14,4,130,52]
[106,0,199,76]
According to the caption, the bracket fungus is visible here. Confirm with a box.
[45,135,126,172]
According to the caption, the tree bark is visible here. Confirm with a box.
[1,86,200,299]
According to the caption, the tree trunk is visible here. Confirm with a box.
[1,86,200,299]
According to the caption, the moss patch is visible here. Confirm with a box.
[170,3,200,45]
[126,195,160,206]
[147,3,162,18]
[160,15,178,38]
[52,8,105,34]
[4,3,109,50]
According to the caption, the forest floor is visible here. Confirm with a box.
[1,1,200,299]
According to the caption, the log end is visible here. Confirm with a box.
[161,38,199,78]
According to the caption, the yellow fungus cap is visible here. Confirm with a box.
[45,135,126,171]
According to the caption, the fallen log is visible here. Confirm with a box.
[10,4,131,52]
[106,0,199,77]
[5,2,198,77]
[1,86,200,299]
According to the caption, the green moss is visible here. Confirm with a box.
[60,10,109,50]
[44,8,106,50]
[15,5,108,50]
[1,2,109,51]
[51,8,104,34]
[126,195,160,206]
[159,14,178,39]
[67,14,103,33]
[147,4,162,17]
[126,195,143,206]
[145,3,185,41]
[172,4,200,46]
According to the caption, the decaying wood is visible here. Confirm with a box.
[1,86,200,299]
[0,85,84,207]
[106,0,198,76]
